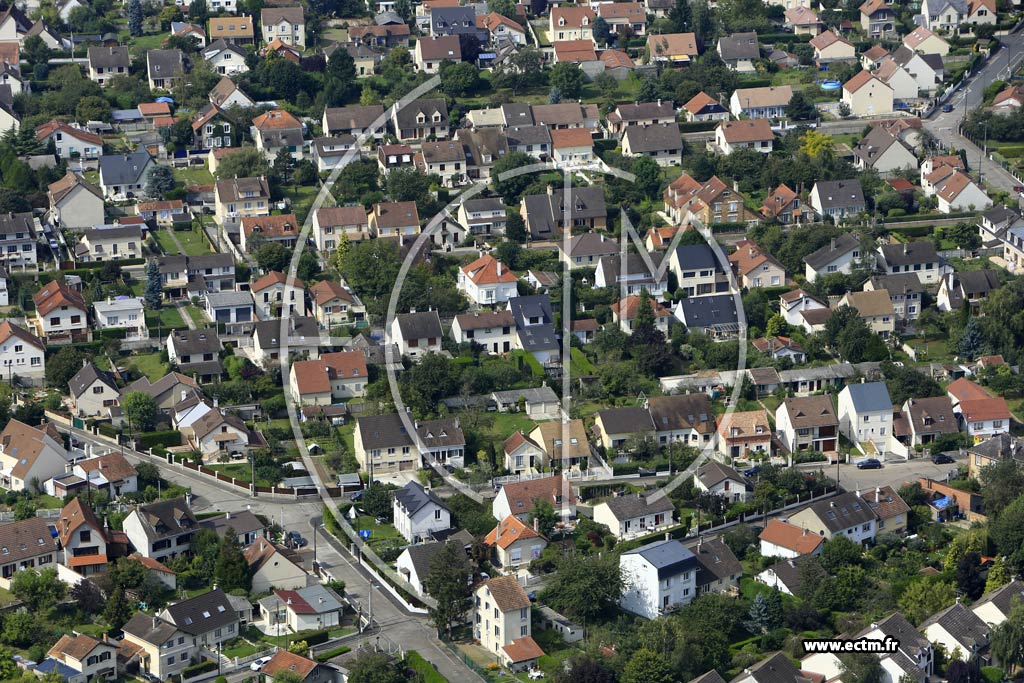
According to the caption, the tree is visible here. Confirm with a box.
[959,316,986,360]
[528,499,558,537]
[898,578,956,625]
[11,568,65,611]
[128,0,143,35]
[506,213,526,242]
[440,60,480,96]
[986,556,1010,593]
[362,482,393,520]
[324,48,357,106]
[145,259,163,310]
[123,391,158,432]
[190,0,209,23]
[458,33,482,64]
[76,96,112,123]
[256,242,290,272]
[991,494,1024,572]
[622,649,673,683]
[840,654,885,683]
[629,294,672,377]
[385,167,433,204]
[104,586,133,630]
[632,155,663,200]
[146,165,175,198]
[787,91,818,121]
[981,459,1024,518]
[71,579,104,613]
[46,346,90,388]
[946,660,981,683]
[423,541,472,638]
[541,553,623,622]
[215,148,271,179]
[555,656,617,683]
[956,551,985,601]
[549,62,585,99]
[273,672,304,683]
[593,17,612,46]
[669,0,691,33]
[745,591,782,634]
[21,36,51,68]
[340,239,402,317]
[214,528,251,591]
[346,653,406,683]
[992,601,1024,673]
[492,152,538,204]
[949,221,982,249]
[2,611,38,647]
[273,149,295,186]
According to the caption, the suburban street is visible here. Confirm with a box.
[924,28,1024,194]
[795,454,961,492]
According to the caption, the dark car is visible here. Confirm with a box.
[942,103,954,112]
[743,466,761,477]
[932,453,955,464]
[1014,185,1024,194]
[856,458,882,469]
[350,490,364,502]
[286,531,308,548]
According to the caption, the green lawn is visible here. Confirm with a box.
[172,166,215,187]
[128,352,169,382]
[208,463,278,487]
[152,230,181,256]
[569,348,595,375]
[187,304,207,322]
[127,32,167,55]
[145,306,187,331]
[222,638,261,659]
[352,515,404,552]
[174,227,211,256]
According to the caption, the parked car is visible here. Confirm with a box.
[743,466,760,477]
[1014,185,1024,194]
[856,458,882,469]
[286,531,307,548]
[932,453,955,464]
[350,490,364,502]
[942,103,953,112]
[250,657,273,671]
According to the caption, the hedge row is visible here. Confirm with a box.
[182,660,217,679]
[678,120,720,133]
[97,422,119,438]
[303,629,331,646]
[758,33,812,44]
[406,652,448,683]
[138,431,183,449]
[709,222,749,233]
[314,646,352,662]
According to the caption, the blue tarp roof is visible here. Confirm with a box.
[932,496,951,510]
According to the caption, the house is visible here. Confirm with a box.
[458,254,518,306]
[862,485,911,535]
[509,294,560,365]
[419,140,466,186]
[966,0,997,25]
[611,296,673,334]
[159,589,239,649]
[862,44,891,70]
[392,97,449,141]
[353,413,464,474]
[251,271,305,319]
[396,533,472,597]
[414,35,460,73]
[264,38,302,62]
[758,518,825,559]
[0,516,59,588]
[646,393,716,447]
[191,104,238,149]
[457,198,507,237]
[674,294,740,340]
[98,151,153,199]
[717,410,771,461]
[87,46,129,85]
[55,497,116,576]
[120,612,195,681]
[391,310,443,359]
[201,40,248,76]
[854,127,918,174]
[972,578,1024,627]
[685,536,742,595]
[348,23,410,48]
[214,176,270,225]
[922,0,967,31]
[393,481,451,544]
[261,6,305,46]
[937,270,1001,313]
[147,49,186,91]
[492,387,560,419]
[207,15,254,43]
[33,280,88,342]
[593,407,656,450]
[68,362,119,417]
[549,5,595,42]
[529,420,590,470]
[259,650,340,683]
[683,92,729,122]
[288,350,367,404]
[593,492,675,540]
[473,577,543,672]
[477,12,527,45]
[505,125,551,159]
[502,431,545,474]
[75,226,143,262]
[309,280,364,328]
[251,316,319,369]
[663,173,758,225]
[36,121,102,161]
[752,336,806,364]
[244,539,308,592]
[787,490,878,543]
[312,134,357,169]
[757,556,813,595]
[47,172,104,230]
[760,184,803,224]
[809,180,866,220]
[595,252,668,297]
[645,32,699,64]
[484,515,547,572]
[369,201,420,238]
[920,603,990,662]
[122,497,198,562]
[837,381,893,455]
[891,46,943,95]
[622,124,683,166]
[559,232,617,271]
[41,634,117,683]
[550,127,595,166]
[935,171,992,214]
[717,32,760,72]
[521,185,606,240]
[842,70,894,117]
[313,206,371,253]
[167,328,224,381]
[208,77,254,110]
[492,474,577,521]
[0,321,44,385]
[810,30,855,64]
[240,213,300,251]
[904,26,949,55]
[606,101,676,137]
[713,119,774,156]
[877,241,941,285]
[837,289,896,338]
[430,5,480,37]
[728,240,785,289]
[595,1,646,35]
[785,6,823,34]
[958,397,1012,441]
[0,210,33,269]
[775,395,839,454]
[863,274,923,325]
[803,233,862,282]
[322,104,385,140]
[922,155,965,195]
[619,539,698,619]
[729,85,793,119]
[668,243,726,297]
[261,585,343,634]
[695,461,750,502]
[252,109,304,160]
[860,0,896,35]
[203,290,254,326]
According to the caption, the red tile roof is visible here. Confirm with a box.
[759,518,825,554]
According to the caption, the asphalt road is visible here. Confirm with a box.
[924,28,1024,195]
[795,454,961,492]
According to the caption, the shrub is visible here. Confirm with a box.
[302,629,330,646]
[406,652,448,683]
[182,660,217,679]
[96,422,119,438]
[981,667,1003,683]
[314,645,351,662]
[138,431,183,449]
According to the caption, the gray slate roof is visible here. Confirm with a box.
[686,536,742,585]
[99,151,152,186]
[919,602,989,651]
[396,311,443,340]
[357,413,413,450]
[394,481,449,516]
[621,538,698,579]
[602,491,674,521]
[161,588,237,635]
[813,180,865,211]
[804,491,877,532]
[597,406,656,435]
[844,381,892,413]
[623,123,682,153]
[804,233,861,270]
[718,32,760,61]
[69,362,118,399]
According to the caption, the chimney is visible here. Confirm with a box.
[876,486,881,498]
[226,511,231,520]
[903,242,909,256]
[733,180,740,192]
[497,262,502,277]
[533,517,538,532]
[830,501,836,507]
[856,489,861,497]
[830,237,836,251]
[152,615,158,629]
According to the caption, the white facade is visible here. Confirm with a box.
[393,493,451,544]
[619,546,696,619]
[837,384,893,455]
[0,325,44,383]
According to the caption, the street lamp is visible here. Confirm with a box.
[312,522,325,574]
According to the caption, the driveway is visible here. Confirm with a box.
[796,454,961,492]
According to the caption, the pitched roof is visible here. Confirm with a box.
[718,409,771,440]
[596,406,656,435]
[947,377,992,403]
[34,279,86,317]
[879,240,938,266]
[601,491,674,520]
[697,460,748,489]
[600,49,634,69]
[810,29,851,51]
[732,85,793,109]
[861,485,911,521]
[461,253,517,285]
[481,575,531,611]
[624,122,682,152]
[550,127,594,149]
[622,538,697,578]
[48,633,106,663]
[842,289,895,318]
[729,239,782,277]
[132,496,197,541]
[718,31,760,60]
[162,588,236,635]
[69,362,118,398]
[843,69,879,94]
[498,474,576,515]
[0,321,43,351]
[686,536,743,584]
[36,121,102,147]
[371,200,419,229]
[395,310,443,340]
[48,171,103,205]
[612,295,673,322]
[974,578,1024,617]
[503,637,545,663]
[252,109,302,131]
[843,381,892,412]
[759,518,825,555]
[241,214,299,240]
[683,91,722,114]
[781,395,838,429]
[1,419,66,480]
[959,397,1011,422]
[122,613,180,646]
[646,32,699,57]
[0,516,59,564]
[418,34,461,60]
[244,538,303,573]
[395,481,449,517]
[455,309,515,331]
[485,514,543,549]
[802,491,877,532]
[261,650,318,680]
[261,5,304,24]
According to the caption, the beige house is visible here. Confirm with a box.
[529,420,590,469]
[837,289,896,338]
[309,280,364,328]
[593,407,655,450]
[75,225,143,262]
[68,363,119,418]
[261,6,305,46]
[842,70,894,116]
[903,26,949,55]
[474,576,544,672]
[120,613,195,681]
[810,30,855,63]
[47,172,104,230]
[288,351,368,405]
[45,634,117,683]
[0,517,60,588]
[244,539,308,592]
[0,419,69,492]
[214,176,271,225]
[549,5,595,42]
[484,515,548,572]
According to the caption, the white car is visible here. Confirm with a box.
[250,656,273,671]
[528,670,545,680]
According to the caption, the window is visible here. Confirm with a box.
[520,608,528,619]
[994,420,1004,428]
[93,386,104,394]
[521,625,528,636]
[434,509,442,520]
[863,415,870,422]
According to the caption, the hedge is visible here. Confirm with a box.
[314,646,351,662]
[406,652,448,683]
[677,120,719,133]
[709,222,748,233]
[612,462,641,476]
[97,422,119,438]
[182,660,218,679]
[757,33,812,43]
[138,431,183,449]
[303,629,331,646]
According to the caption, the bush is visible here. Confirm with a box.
[314,645,351,662]
[612,463,640,476]
[96,422,119,438]
[980,667,1003,683]
[138,431,183,449]
[302,629,330,646]
[406,652,448,683]
[182,660,217,679]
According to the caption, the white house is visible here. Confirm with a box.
[758,518,824,559]
[0,320,45,385]
[693,461,750,502]
[392,481,451,544]
[474,576,543,672]
[803,234,862,282]
[972,579,1024,627]
[93,296,146,339]
[787,491,878,543]
[68,363,120,418]
[458,254,518,306]
[593,492,675,540]
[920,603,990,662]
[0,419,70,492]
[391,311,443,359]
[837,381,894,455]
[619,539,698,619]
[451,310,516,354]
